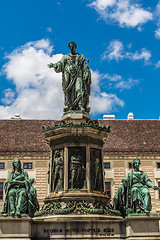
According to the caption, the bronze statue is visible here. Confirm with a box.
[28,178,39,217]
[48,41,91,113]
[1,158,39,217]
[70,149,85,189]
[51,149,64,192]
[113,158,159,216]
[94,156,102,191]
[91,149,103,192]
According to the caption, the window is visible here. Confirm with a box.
[0,182,3,200]
[0,163,4,169]
[157,163,160,169]
[23,163,32,169]
[158,182,160,199]
[128,162,132,169]
[105,182,111,198]
[104,162,110,169]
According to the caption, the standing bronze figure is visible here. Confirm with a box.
[51,149,64,192]
[48,41,91,113]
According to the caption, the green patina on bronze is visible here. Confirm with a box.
[69,147,86,190]
[51,149,64,192]
[50,136,103,148]
[35,200,120,216]
[48,41,91,114]
[1,158,39,218]
[91,148,103,192]
[42,120,110,133]
[113,158,160,217]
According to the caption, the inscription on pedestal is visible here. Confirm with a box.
[43,227,114,236]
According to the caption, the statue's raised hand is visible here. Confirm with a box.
[153,185,159,190]
[47,63,55,68]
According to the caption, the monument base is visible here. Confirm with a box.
[0,216,32,240]
[1,215,160,239]
[125,215,160,240]
[32,215,125,240]
[62,112,91,123]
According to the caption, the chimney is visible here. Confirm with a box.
[127,112,134,120]
[103,115,115,120]
[11,113,22,119]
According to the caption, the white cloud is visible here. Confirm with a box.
[0,39,124,119]
[126,48,151,62]
[2,88,15,105]
[154,1,160,39]
[155,28,160,39]
[89,0,152,28]
[102,40,124,61]
[114,77,140,90]
[46,27,52,33]
[90,70,124,115]
[103,40,151,63]
[155,60,160,68]
[90,92,124,115]
[102,73,140,91]
[102,73,122,82]
[1,39,64,119]
[90,0,116,11]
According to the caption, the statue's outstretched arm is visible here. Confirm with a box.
[146,179,159,190]
[47,63,55,68]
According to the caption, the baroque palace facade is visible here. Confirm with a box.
[0,116,160,214]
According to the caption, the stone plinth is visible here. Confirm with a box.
[0,216,32,240]
[62,112,91,124]
[0,215,160,239]
[32,215,125,240]
[125,215,160,240]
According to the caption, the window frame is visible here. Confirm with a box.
[0,162,5,170]
[0,181,5,201]
[158,182,160,200]
[23,162,33,170]
[105,181,111,199]
[104,162,111,169]
[157,162,160,169]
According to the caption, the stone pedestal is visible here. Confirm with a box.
[41,114,111,215]
[1,213,160,239]
[125,215,160,240]
[62,112,91,124]
[0,216,32,240]
[32,215,125,240]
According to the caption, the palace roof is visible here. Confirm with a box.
[0,119,160,156]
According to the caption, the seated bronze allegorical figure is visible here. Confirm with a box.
[113,158,159,217]
[1,158,39,217]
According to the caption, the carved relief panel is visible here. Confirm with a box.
[51,148,64,192]
[68,147,86,190]
[90,148,104,192]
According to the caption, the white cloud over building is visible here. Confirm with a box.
[0,39,124,119]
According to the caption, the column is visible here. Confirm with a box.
[64,147,68,191]
[86,145,91,191]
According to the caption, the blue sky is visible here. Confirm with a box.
[0,0,160,120]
